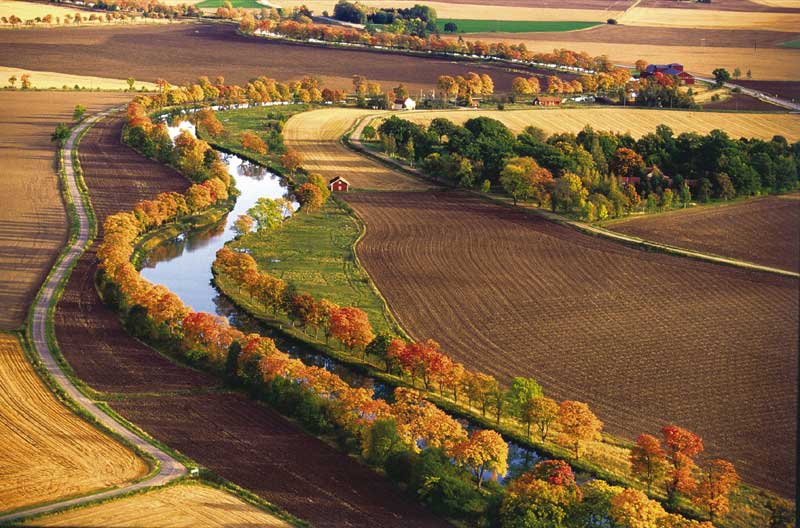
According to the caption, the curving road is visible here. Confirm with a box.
[0,109,186,525]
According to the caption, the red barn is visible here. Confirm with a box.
[328,176,350,192]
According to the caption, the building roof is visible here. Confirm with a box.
[536,96,562,102]
[329,176,350,185]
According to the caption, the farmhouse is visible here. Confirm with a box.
[328,176,350,192]
[533,96,562,106]
[641,63,695,85]
[392,97,416,111]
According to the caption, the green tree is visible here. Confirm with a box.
[712,68,731,87]
[500,157,554,206]
[481,179,491,193]
[443,21,457,32]
[365,333,394,366]
[732,67,741,80]
[126,77,136,90]
[680,182,692,207]
[72,104,86,122]
[661,188,674,210]
[361,125,377,141]
[51,123,70,146]
[507,377,543,419]
[553,173,587,213]
[248,197,290,232]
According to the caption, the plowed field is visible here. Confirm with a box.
[284,109,428,190]
[112,392,452,528]
[344,190,798,497]
[0,23,526,92]
[27,483,291,527]
[54,115,218,394]
[0,91,130,330]
[0,333,147,512]
[609,194,800,272]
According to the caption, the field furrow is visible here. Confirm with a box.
[344,190,798,497]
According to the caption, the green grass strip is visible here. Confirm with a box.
[436,19,600,33]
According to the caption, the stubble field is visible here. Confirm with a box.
[26,483,292,527]
[616,7,800,31]
[344,190,798,497]
[0,333,147,513]
[0,91,130,330]
[284,108,429,190]
[608,194,800,272]
[374,107,800,141]
[0,66,156,90]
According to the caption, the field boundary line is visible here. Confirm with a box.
[0,109,187,525]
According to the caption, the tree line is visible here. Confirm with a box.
[376,115,799,220]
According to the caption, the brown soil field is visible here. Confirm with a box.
[735,80,800,100]
[0,332,147,512]
[608,194,800,272]
[475,25,800,49]
[394,108,800,141]
[423,0,634,8]
[0,91,130,331]
[27,482,292,527]
[0,22,530,93]
[54,115,218,394]
[344,190,798,497]
[112,392,452,528]
[284,109,429,190]
[701,93,784,111]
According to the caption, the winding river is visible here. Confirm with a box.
[138,118,540,479]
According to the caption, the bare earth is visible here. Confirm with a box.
[27,483,292,527]
[344,191,798,497]
[609,194,800,273]
[0,332,147,513]
[284,108,429,190]
[0,91,131,330]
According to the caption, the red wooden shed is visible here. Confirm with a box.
[328,176,350,192]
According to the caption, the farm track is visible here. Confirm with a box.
[0,107,186,525]
[608,194,800,273]
[52,113,453,527]
[343,190,798,497]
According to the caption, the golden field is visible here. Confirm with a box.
[378,107,800,141]
[0,333,147,512]
[284,108,428,190]
[617,7,800,31]
[27,483,292,527]
[1,66,156,90]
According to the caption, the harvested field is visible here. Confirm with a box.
[701,93,783,111]
[284,108,429,190]
[54,115,218,394]
[451,35,800,80]
[0,23,529,93]
[344,190,798,497]
[750,0,800,7]
[0,0,173,26]
[0,332,147,512]
[27,483,292,527]
[617,7,800,31]
[735,80,800,100]
[112,392,452,528]
[608,194,800,272]
[0,91,130,330]
[641,0,800,10]
[391,108,800,141]
[0,66,155,90]
[465,25,800,48]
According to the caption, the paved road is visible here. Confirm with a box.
[0,110,186,525]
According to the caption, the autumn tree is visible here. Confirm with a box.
[501,461,582,527]
[553,173,588,213]
[453,429,509,488]
[329,306,374,351]
[464,371,498,417]
[610,147,645,180]
[294,182,324,213]
[306,173,331,201]
[630,433,668,493]
[232,214,253,237]
[557,400,602,460]
[522,395,559,443]
[692,459,738,522]
[661,425,703,502]
[635,59,648,73]
[500,156,554,205]
[610,489,666,528]
[241,131,267,155]
[281,148,303,176]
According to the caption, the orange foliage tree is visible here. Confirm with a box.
[453,429,509,488]
[661,425,703,500]
[630,433,668,493]
[692,459,738,521]
[241,131,267,155]
[557,400,602,460]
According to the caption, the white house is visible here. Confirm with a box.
[392,97,416,111]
